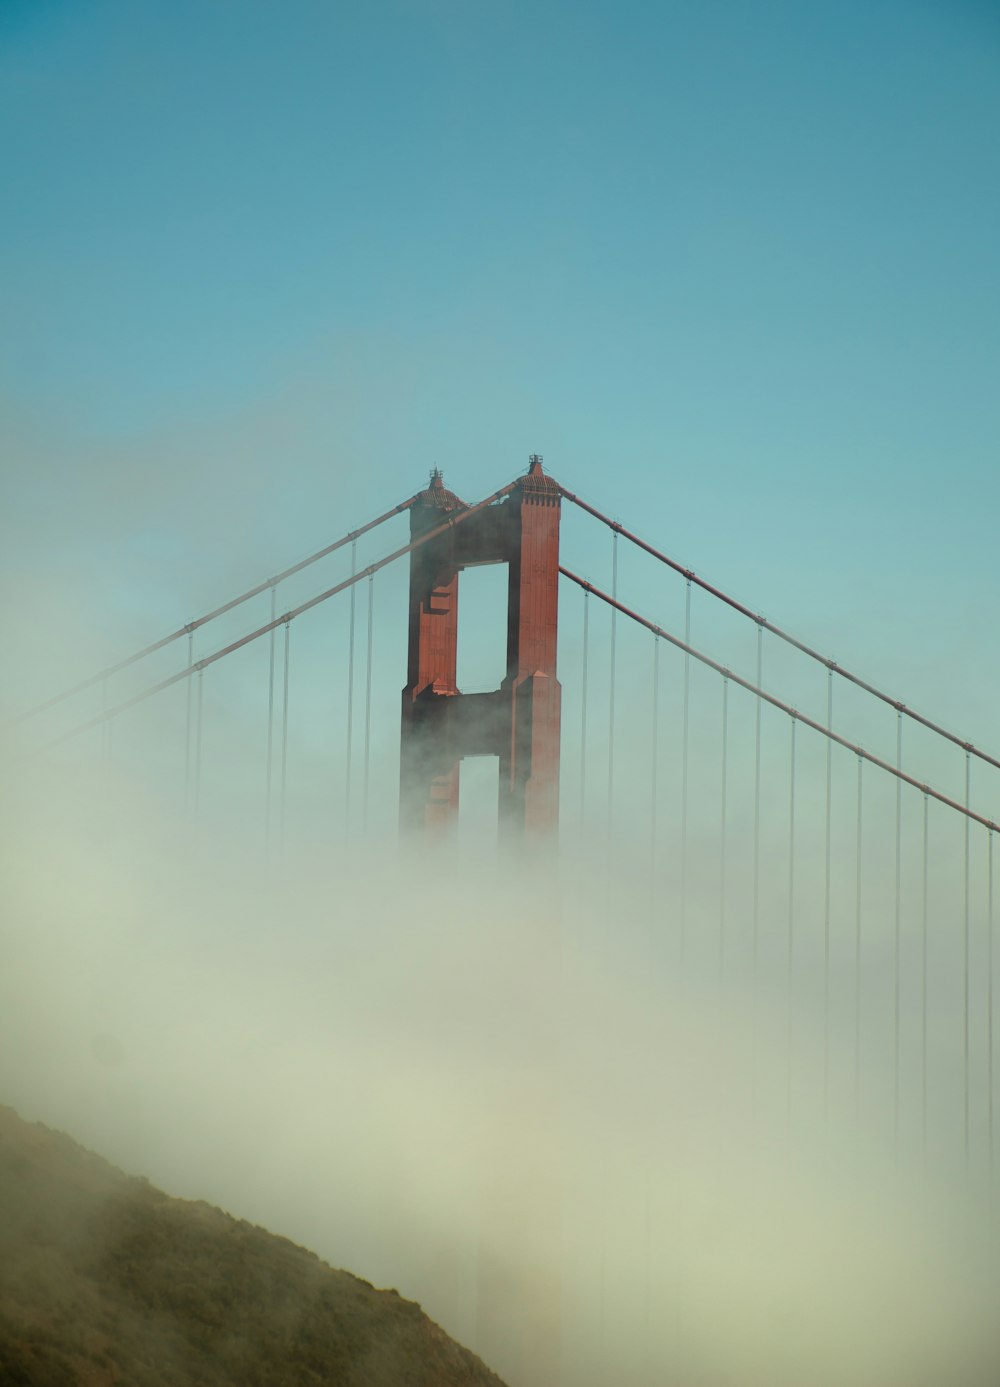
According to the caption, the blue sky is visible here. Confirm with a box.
[1,0,998,757]
[3,8,1000,1372]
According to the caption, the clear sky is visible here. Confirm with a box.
[2,0,998,743]
[2,6,1000,1382]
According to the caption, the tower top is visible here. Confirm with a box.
[522,453,560,499]
[416,467,466,512]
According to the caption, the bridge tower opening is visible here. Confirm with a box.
[399,455,562,838]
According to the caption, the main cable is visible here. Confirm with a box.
[558,486,1000,773]
[557,569,1000,834]
[25,481,519,759]
[11,493,422,727]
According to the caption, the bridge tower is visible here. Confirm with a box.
[399,456,562,838]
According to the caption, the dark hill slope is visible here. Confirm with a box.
[0,1106,507,1387]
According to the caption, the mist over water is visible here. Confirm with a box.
[2,735,999,1387]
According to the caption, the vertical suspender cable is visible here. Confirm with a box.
[598,553,613,1387]
[101,676,109,767]
[363,573,374,832]
[280,619,291,850]
[580,590,590,824]
[194,666,204,815]
[855,755,864,1116]
[102,676,114,771]
[989,830,995,1178]
[787,715,797,1119]
[644,632,659,1374]
[752,625,763,981]
[720,677,729,974]
[680,580,692,966]
[265,586,276,847]
[824,671,833,1115]
[104,676,116,772]
[607,531,618,827]
[650,636,660,864]
[921,791,929,1159]
[894,711,903,1150]
[184,632,194,809]
[346,538,357,832]
[751,627,763,1113]
[964,751,971,1169]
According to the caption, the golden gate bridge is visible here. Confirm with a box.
[8,453,999,1384]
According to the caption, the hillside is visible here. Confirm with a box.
[0,1105,507,1387]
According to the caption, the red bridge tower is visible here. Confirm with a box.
[400,456,562,838]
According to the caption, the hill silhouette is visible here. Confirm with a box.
[0,1105,507,1387]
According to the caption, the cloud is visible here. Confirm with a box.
[1,751,998,1387]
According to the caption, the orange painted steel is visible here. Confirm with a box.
[399,457,562,839]
[28,480,518,758]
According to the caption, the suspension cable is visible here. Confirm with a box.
[194,667,204,814]
[580,590,590,823]
[751,624,763,1111]
[184,630,194,810]
[788,715,797,1119]
[24,481,519,759]
[824,669,833,1117]
[753,623,763,981]
[720,676,729,974]
[11,493,424,727]
[558,486,1000,773]
[680,579,692,966]
[363,572,374,831]
[921,790,929,1158]
[894,710,903,1151]
[557,568,1000,834]
[607,531,618,828]
[101,677,110,767]
[280,618,291,849]
[990,830,995,1177]
[651,635,660,863]
[265,585,276,847]
[346,538,357,832]
[959,754,965,1165]
[855,755,864,1116]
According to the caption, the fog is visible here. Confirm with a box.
[4,0,1000,1379]
[3,705,999,1386]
